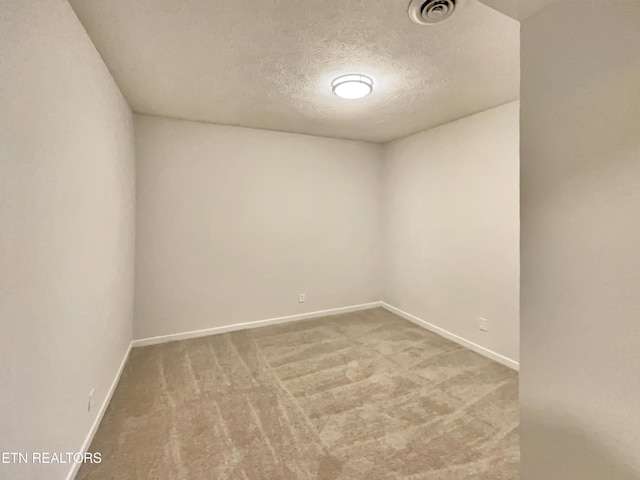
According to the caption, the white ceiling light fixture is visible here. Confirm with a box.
[331,74,374,100]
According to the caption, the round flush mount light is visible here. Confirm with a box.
[331,74,374,100]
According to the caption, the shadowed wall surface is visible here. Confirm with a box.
[78,308,518,479]
[0,2,134,478]
[520,2,640,478]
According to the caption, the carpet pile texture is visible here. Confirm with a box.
[77,307,518,479]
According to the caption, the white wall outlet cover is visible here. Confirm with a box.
[479,317,489,332]
[299,294,306,303]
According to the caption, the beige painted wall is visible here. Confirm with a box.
[134,115,382,339]
[520,2,640,478]
[382,102,520,363]
[0,1,135,479]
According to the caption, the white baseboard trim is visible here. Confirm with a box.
[381,302,519,371]
[66,343,132,480]
[131,302,383,348]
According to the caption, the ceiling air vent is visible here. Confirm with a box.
[408,0,466,25]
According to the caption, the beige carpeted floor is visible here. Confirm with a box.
[77,307,519,479]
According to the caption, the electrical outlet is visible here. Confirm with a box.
[478,317,489,332]
[299,293,305,303]
[88,388,95,413]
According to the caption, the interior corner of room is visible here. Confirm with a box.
[1,0,639,479]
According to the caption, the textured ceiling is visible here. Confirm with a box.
[480,0,557,20]
[69,0,519,143]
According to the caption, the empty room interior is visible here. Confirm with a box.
[1,1,639,479]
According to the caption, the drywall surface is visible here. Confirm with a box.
[382,102,520,363]
[520,2,640,478]
[134,115,382,339]
[0,1,135,479]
